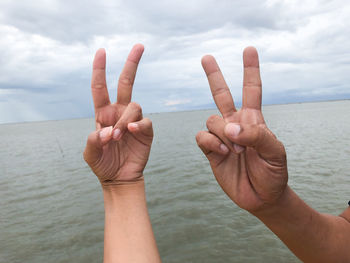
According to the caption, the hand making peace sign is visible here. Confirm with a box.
[83,44,153,186]
[196,47,288,213]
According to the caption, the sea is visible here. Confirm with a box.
[1,100,350,263]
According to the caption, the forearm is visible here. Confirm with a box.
[103,180,161,263]
[254,186,350,263]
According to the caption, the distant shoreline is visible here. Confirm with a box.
[151,98,350,115]
[1,98,350,126]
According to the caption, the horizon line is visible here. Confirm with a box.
[1,98,349,126]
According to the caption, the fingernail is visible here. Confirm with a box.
[112,128,121,140]
[227,123,241,137]
[220,144,229,154]
[128,123,138,129]
[234,144,245,153]
[100,126,112,140]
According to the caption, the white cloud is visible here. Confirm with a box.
[0,0,350,123]
[164,99,192,106]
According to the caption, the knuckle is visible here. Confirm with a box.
[195,132,201,143]
[244,81,262,88]
[116,120,126,130]
[253,124,268,148]
[212,138,220,148]
[267,128,277,139]
[92,83,106,90]
[252,124,262,145]
[129,102,142,114]
[277,140,287,159]
[87,132,96,144]
[144,118,154,136]
[83,149,89,163]
[195,131,205,144]
[212,86,229,97]
[143,117,152,127]
[84,132,97,162]
[83,151,87,162]
[119,76,133,87]
[206,114,220,128]
[129,101,140,108]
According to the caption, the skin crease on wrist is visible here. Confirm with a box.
[102,180,147,212]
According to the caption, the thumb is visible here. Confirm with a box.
[224,123,286,162]
[83,126,113,165]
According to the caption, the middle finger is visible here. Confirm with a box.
[117,44,145,105]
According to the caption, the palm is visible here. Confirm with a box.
[199,47,288,213]
[212,110,286,211]
[93,104,152,183]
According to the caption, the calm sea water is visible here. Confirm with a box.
[1,100,350,263]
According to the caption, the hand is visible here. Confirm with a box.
[196,47,288,213]
[83,44,153,186]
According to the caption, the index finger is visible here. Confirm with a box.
[201,55,236,120]
[91,48,111,110]
[117,44,144,105]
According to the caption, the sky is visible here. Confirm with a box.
[0,0,350,123]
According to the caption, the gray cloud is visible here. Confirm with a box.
[0,0,322,43]
[0,0,350,123]
[0,0,123,43]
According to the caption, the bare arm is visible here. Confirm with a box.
[196,47,350,262]
[84,45,161,263]
[255,187,350,263]
[103,182,160,263]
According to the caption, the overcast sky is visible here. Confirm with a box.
[0,0,349,123]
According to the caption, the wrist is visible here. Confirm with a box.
[252,186,321,232]
[251,185,293,220]
[102,179,146,213]
[99,173,144,188]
